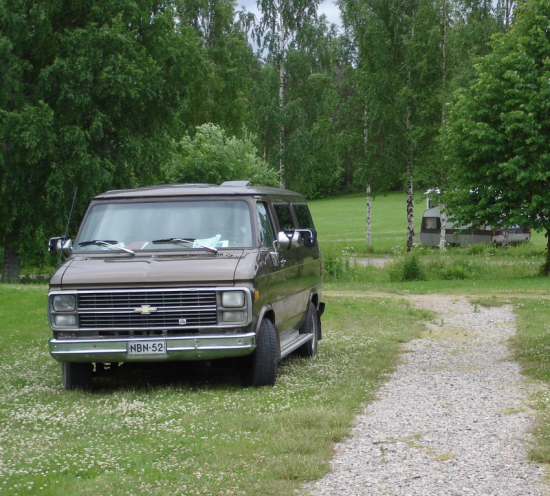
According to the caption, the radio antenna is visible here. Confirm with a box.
[58,187,78,266]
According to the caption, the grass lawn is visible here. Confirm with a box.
[511,299,550,465]
[309,191,427,255]
[308,191,547,256]
[0,285,429,496]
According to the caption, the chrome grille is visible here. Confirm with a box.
[79,310,217,328]
[78,290,216,309]
[77,290,217,329]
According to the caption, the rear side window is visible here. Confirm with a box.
[256,202,275,247]
[422,217,440,230]
[273,204,295,230]
[292,204,314,229]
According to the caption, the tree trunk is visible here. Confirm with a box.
[502,226,509,250]
[439,1,447,252]
[364,106,371,248]
[545,228,550,275]
[366,184,372,247]
[439,202,446,251]
[278,10,285,189]
[1,245,20,283]
[406,104,414,252]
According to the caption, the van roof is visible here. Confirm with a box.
[93,184,306,201]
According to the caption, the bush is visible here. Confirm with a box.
[323,251,345,280]
[164,124,279,187]
[322,248,384,283]
[467,243,487,255]
[426,259,471,280]
[387,255,427,282]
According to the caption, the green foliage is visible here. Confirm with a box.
[165,124,279,186]
[175,0,258,137]
[251,2,343,196]
[321,249,372,282]
[338,0,445,200]
[444,0,550,261]
[467,243,493,256]
[425,258,471,280]
[0,0,203,268]
[388,255,427,282]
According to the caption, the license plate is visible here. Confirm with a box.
[127,340,167,356]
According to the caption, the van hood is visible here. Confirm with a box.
[59,251,244,289]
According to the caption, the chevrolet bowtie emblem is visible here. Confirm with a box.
[134,305,158,314]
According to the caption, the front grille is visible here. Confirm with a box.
[77,290,218,330]
[79,291,216,309]
[79,310,217,328]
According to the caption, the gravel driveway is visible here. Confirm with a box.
[307,295,547,495]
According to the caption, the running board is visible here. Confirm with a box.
[280,333,313,359]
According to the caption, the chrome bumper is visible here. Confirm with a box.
[49,332,256,363]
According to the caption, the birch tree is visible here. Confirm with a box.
[254,0,321,187]
[175,0,257,136]
[340,0,442,252]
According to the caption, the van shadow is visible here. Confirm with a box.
[92,359,244,392]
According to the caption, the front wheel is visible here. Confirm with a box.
[241,319,278,387]
[295,302,318,357]
[62,362,94,391]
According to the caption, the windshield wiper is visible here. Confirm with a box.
[78,240,135,255]
[152,238,218,253]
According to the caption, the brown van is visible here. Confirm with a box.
[47,181,324,390]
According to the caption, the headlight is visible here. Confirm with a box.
[222,291,245,308]
[53,295,76,312]
[55,314,77,326]
[222,311,245,323]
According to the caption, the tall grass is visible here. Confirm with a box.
[322,246,543,285]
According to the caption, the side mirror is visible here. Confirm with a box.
[300,228,317,248]
[278,229,301,250]
[48,237,60,256]
[48,236,73,257]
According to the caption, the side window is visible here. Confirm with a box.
[273,203,295,230]
[422,217,440,230]
[292,204,315,229]
[256,202,275,247]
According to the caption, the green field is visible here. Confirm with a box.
[308,191,547,256]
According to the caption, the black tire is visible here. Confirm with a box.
[241,319,278,387]
[62,362,94,391]
[295,302,318,357]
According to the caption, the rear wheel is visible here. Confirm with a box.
[62,362,94,391]
[295,302,318,357]
[241,319,278,387]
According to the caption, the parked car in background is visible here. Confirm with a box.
[47,181,324,390]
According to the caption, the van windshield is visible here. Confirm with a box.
[74,200,253,252]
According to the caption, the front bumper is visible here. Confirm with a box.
[49,332,256,363]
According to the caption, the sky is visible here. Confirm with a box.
[237,0,342,28]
